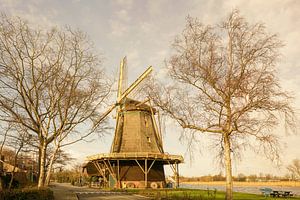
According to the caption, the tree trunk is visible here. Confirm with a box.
[224,134,233,200]
[8,166,16,189]
[37,147,41,184]
[38,141,47,188]
[45,145,59,186]
[9,144,22,189]
[0,125,8,189]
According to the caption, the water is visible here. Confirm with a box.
[180,183,300,196]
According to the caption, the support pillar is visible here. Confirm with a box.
[176,162,179,188]
[144,159,147,188]
[135,159,156,188]
[168,161,179,189]
[93,161,108,187]
[117,160,120,188]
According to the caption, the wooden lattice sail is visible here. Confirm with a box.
[84,57,183,189]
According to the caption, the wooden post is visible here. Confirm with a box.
[176,162,179,188]
[117,160,120,188]
[145,159,147,188]
[93,162,107,183]
[174,164,177,189]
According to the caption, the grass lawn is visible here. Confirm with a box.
[123,188,300,200]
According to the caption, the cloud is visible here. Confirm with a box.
[113,0,133,9]
[0,0,56,28]
[115,9,131,22]
[107,3,133,38]
[108,19,129,37]
[126,48,140,69]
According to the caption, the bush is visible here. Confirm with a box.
[0,188,54,200]
[0,175,20,189]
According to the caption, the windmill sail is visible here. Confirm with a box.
[117,56,128,101]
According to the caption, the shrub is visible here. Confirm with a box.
[0,175,20,189]
[0,188,54,200]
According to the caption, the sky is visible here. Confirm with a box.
[0,0,299,177]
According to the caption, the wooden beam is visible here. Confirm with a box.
[136,98,150,107]
[135,160,145,173]
[93,161,107,183]
[102,160,117,182]
[176,162,179,188]
[145,159,148,188]
[117,57,125,101]
[146,160,156,173]
[118,66,152,102]
[117,160,120,188]
[149,102,164,153]
[167,160,179,188]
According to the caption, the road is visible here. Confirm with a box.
[76,192,149,200]
[50,182,150,200]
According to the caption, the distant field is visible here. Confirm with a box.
[127,188,300,200]
[181,181,300,187]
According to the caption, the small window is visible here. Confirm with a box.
[147,137,151,143]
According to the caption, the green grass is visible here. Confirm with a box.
[121,188,300,200]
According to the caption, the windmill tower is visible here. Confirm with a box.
[84,57,183,189]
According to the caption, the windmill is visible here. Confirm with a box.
[84,57,183,189]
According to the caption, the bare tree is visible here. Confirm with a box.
[148,10,296,200]
[6,126,32,189]
[0,123,11,189]
[43,117,109,186]
[0,14,111,188]
[287,159,300,180]
[0,123,11,158]
[0,123,34,189]
[47,148,74,171]
[44,146,73,185]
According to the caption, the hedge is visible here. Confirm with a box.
[0,188,54,200]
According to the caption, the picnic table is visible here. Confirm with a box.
[260,188,294,198]
[271,190,293,198]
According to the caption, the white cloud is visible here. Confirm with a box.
[108,19,129,37]
[0,0,56,28]
[126,44,145,77]
[140,22,152,33]
[115,9,131,22]
[0,0,19,8]
[113,0,133,9]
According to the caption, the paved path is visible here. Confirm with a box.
[50,182,150,200]
[77,192,149,200]
[50,182,84,200]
